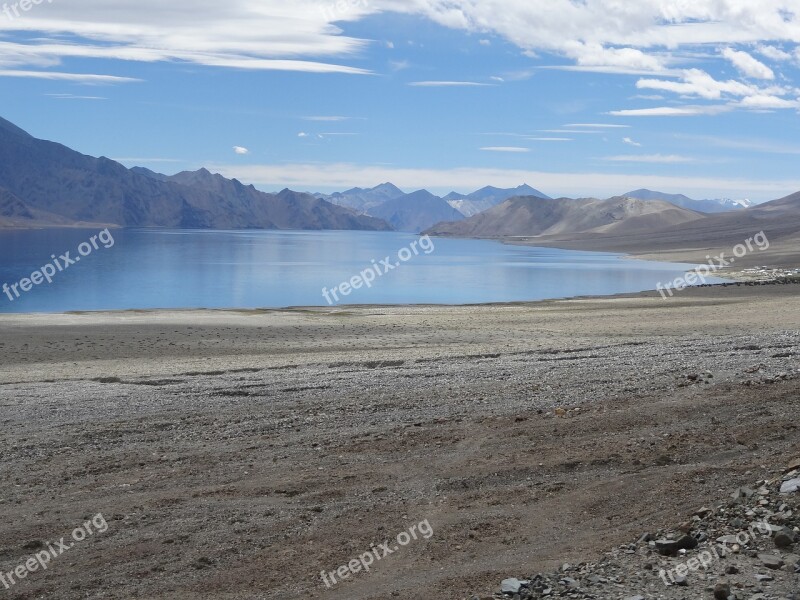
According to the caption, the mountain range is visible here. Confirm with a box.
[0,115,773,236]
[314,183,752,233]
[0,116,390,231]
[424,191,800,268]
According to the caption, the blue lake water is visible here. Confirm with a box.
[0,228,726,313]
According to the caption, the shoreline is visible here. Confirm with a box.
[1,276,799,317]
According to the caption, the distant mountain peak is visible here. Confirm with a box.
[624,189,750,214]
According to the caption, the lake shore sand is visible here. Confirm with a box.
[1,285,799,598]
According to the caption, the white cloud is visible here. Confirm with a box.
[633,67,800,113]
[233,146,249,155]
[480,146,530,152]
[608,105,730,117]
[622,137,642,147]
[479,39,491,46]
[604,154,691,163]
[298,132,309,137]
[540,130,602,134]
[756,45,792,62]
[4,1,800,84]
[565,42,667,73]
[0,1,376,76]
[737,95,800,109]
[0,70,140,83]
[45,93,107,100]
[722,48,775,80]
[408,81,493,87]
[526,137,572,142]
[637,69,755,100]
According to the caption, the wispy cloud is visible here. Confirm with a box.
[480,146,530,153]
[565,123,630,129]
[540,129,601,134]
[45,93,107,100]
[675,134,800,155]
[604,154,691,163]
[0,70,140,83]
[233,146,249,155]
[608,105,730,117]
[408,81,493,87]
[622,137,642,147]
[302,116,353,122]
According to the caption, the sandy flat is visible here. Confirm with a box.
[0,285,798,598]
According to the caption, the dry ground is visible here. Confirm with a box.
[0,285,799,599]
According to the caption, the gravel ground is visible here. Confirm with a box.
[0,285,798,599]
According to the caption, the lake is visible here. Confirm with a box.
[0,228,726,313]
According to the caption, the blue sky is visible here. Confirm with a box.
[2,1,800,201]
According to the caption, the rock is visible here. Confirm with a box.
[501,578,525,594]
[694,506,713,518]
[732,486,756,502]
[714,582,731,600]
[725,565,740,574]
[674,574,688,586]
[655,535,697,555]
[758,553,784,569]
[755,573,774,582]
[774,528,796,549]
[560,577,578,588]
[785,457,800,473]
[624,596,645,600]
[781,478,800,494]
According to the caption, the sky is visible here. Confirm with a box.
[2,1,800,201]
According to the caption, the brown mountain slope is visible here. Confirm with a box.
[431,192,800,268]
[425,195,706,237]
[471,192,800,268]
